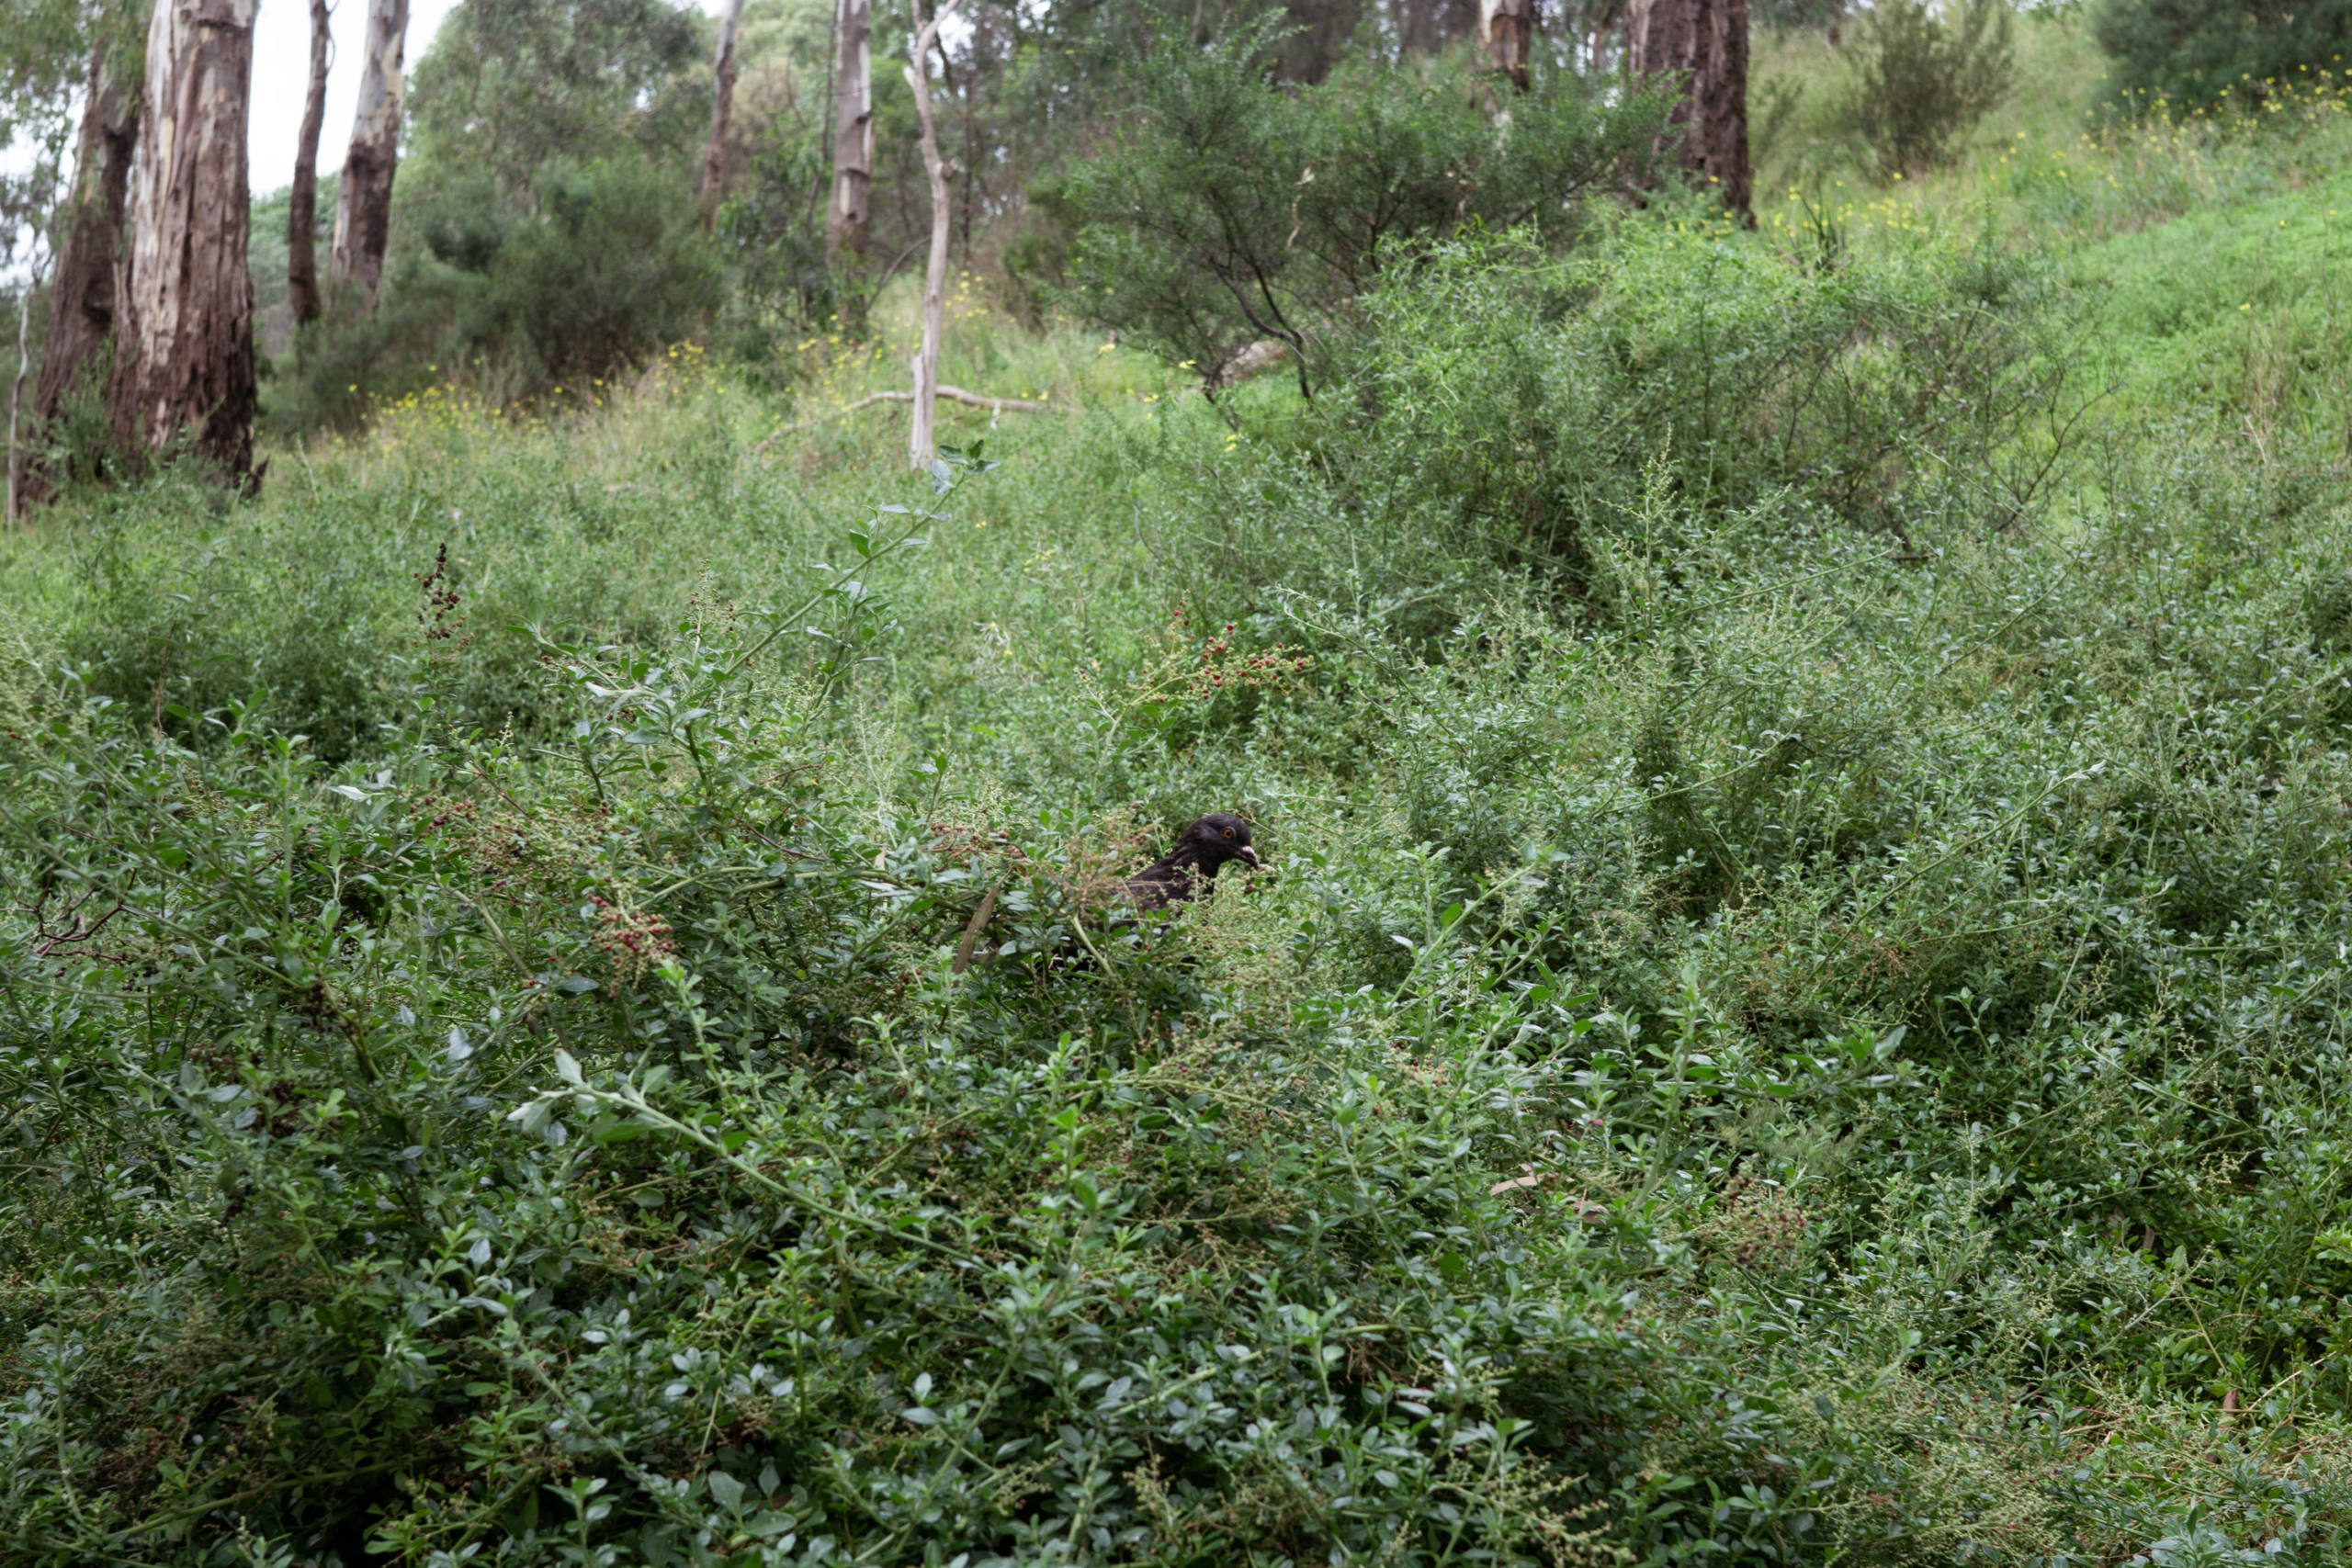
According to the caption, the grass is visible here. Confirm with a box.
[12,33,2352,1566]
[1751,6,2115,201]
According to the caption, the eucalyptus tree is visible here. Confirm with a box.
[110,0,260,481]
[1627,0,1754,220]
[330,0,408,297]
[288,0,332,323]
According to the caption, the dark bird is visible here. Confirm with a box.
[1114,813,1258,915]
[949,814,1260,974]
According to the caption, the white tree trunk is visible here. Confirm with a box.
[1478,0,1535,88]
[8,252,48,523]
[699,0,748,219]
[826,0,872,260]
[113,0,261,481]
[904,1,958,470]
[330,0,407,298]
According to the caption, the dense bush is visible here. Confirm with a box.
[403,0,711,197]
[17,356,2352,1560]
[713,128,841,375]
[1309,213,2080,570]
[273,157,723,427]
[1047,22,1672,395]
[267,0,727,427]
[1831,0,2016,175]
[22,62,2352,1562]
[2096,0,2352,106]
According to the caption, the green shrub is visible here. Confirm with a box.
[2095,0,2352,107]
[1049,21,1671,395]
[499,159,725,380]
[1315,213,2081,569]
[404,0,710,197]
[712,127,842,377]
[272,157,721,429]
[28,111,2352,1560]
[18,421,2352,1560]
[1831,0,2017,175]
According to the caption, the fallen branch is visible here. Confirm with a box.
[755,385,1052,454]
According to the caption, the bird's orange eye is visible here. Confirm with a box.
[1223,827,1235,840]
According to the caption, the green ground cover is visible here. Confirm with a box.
[12,20,2352,1563]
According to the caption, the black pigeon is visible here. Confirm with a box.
[1115,814,1258,915]
[950,814,1260,974]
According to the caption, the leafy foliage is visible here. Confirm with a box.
[1049,22,1671,394]
[1831,0,2018,176]
[713,125,841,377]
[405,0,712,201]
[265,0,720,424]
[2095,0,2352,107]
[1313,212,2083,569]
[22,29,2352,1568]
[273,157,722,425]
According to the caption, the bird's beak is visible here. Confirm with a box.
[1238,845,1258,866]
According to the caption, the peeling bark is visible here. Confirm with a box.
[1628,0,1754,222]
[827,0,873,261]
[17,45,139,507]
[288,0,332,324]
[110,0,259,481]
[699,0,747,220]
[1477,0,1535,90]
[330,0,407,298]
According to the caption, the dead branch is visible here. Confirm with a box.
[754,385,1052,454]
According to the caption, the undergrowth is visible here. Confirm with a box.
[9,43,2352,1567]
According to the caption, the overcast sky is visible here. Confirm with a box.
[249,0,732,197]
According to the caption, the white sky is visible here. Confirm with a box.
[249,0,733,196]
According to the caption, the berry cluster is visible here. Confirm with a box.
[1129,601,1313,712]
[585,894,675,989]
[416,544,466,643]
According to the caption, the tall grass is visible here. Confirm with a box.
[12,50,2352,1564]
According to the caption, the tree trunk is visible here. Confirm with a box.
[330,0,407,298]
[288,0,332,324]
[1627,0,1753,222]
[110,0,259,481]
[699,0,747,221]
[17,43,140,507]
[826,0,873,261]
[8,254,50,523]
[903,0,957,469]
[1477,0,1534,89]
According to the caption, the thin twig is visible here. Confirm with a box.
[754,385,1051,453]
[951,877,1001,974]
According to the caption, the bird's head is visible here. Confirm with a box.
[1180,813,1258,874]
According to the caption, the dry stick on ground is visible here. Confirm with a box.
[752,385,1050,456]
[951,878,1002,975]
